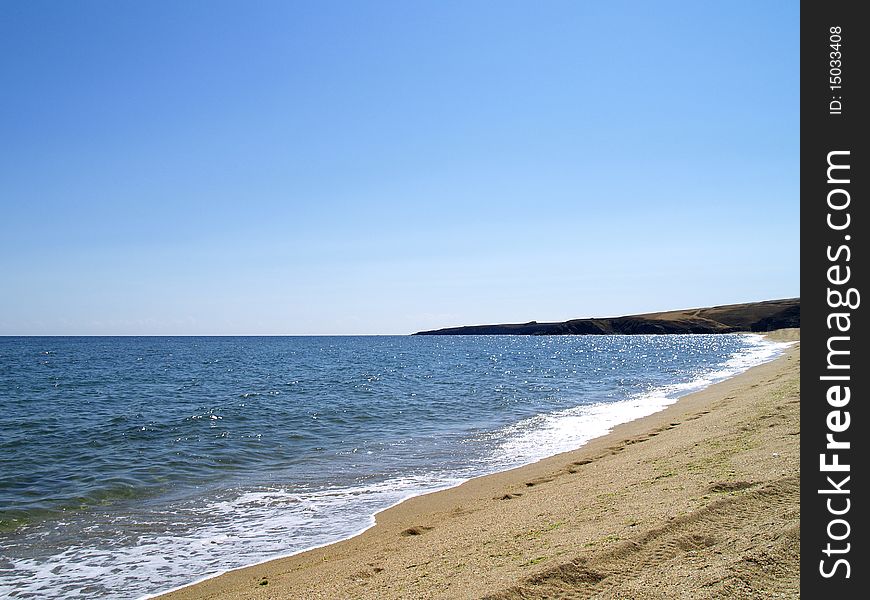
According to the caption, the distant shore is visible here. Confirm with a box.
[155,329,800,599]
[414,298,799,335]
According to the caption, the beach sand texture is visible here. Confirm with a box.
[158,330,799,599]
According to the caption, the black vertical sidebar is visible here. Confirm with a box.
[801,0,867,597]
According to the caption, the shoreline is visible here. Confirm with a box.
[155,329,799,599]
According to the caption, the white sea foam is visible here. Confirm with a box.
[484,334,792,469]
[2,474,466,600]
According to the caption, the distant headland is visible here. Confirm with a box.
[413,298,800,336]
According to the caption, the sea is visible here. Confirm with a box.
[0,334,790,599]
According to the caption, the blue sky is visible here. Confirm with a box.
[0,1,798,335]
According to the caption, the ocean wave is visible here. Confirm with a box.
[483,334,792,469]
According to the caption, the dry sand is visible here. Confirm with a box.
[158,330,800,599]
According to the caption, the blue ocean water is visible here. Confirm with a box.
[0,334,789,598]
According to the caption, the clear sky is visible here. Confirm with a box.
[0,1,798,335]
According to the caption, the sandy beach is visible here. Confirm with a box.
[157,330,800,600]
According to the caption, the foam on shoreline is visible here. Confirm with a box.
[145,333,794,600]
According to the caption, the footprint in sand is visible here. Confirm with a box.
[525,477,554,488]
[401,526,434,537]
[708,481,756,493]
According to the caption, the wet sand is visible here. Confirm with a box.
[157,330,800,599]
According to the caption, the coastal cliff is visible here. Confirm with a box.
[414,298,800,336]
